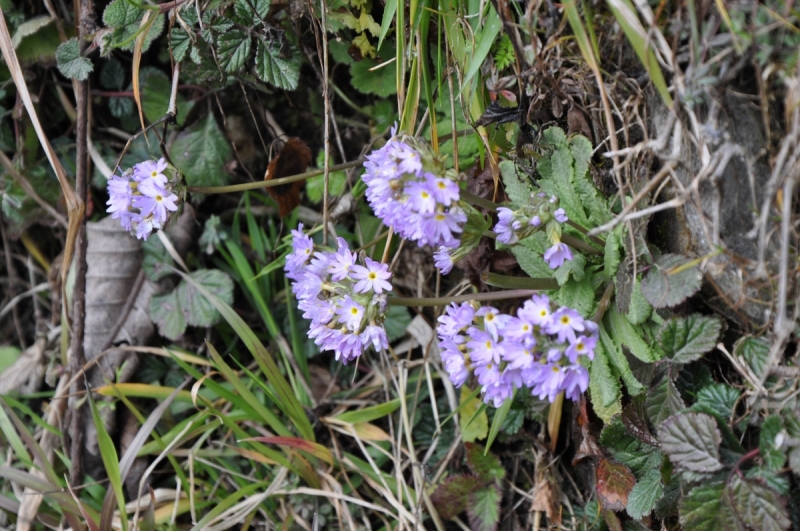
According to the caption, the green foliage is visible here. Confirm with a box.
[149,269,234,340]
[641,253,703,308]
[102,0,164,52]
[657,315,722,363]
[169,114,232,189]
[350,49,398,96]
[692,383,739,420]
[492,34,514,70]
[56,38,93,80]
[255,39,301,91]
[657,412,722,473]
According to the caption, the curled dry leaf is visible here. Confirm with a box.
[596,458,636,511]
[265,137,312,217]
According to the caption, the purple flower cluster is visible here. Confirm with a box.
[106,158,180,240]
[437,294,597,407]
[286,224,392,363]
[363,131,466,247]
[493,193,573,269]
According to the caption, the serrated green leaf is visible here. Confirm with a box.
[176,269,234,327]
[100,59,125,90]
[679,483,739,531]
[693,383,739,421]
[460,385,488,442]
[625,278,652,325]
[570,136,610,225]
[599,324,645,396]
[641,253,703,308]
[657,315,721,363]
[141,236,173,282]
[56,38,93,81]
[140,71,195,125]
[306,172,346,203]
[556,275,595,318]
[729,475,790,531]
[467,484,502,531]
[465,443,505,482]
[600,419,664,477]
[234,0,270,22]
[734,335,770,378]
[103,0,164,53]
[590,342,622,421]
[605,303,657,362]
[760,415,787,471]
[511,241,554,279]
[170,28,192,62]
[103,0,141,27]
[646,375,685,425]
[658,412,722,472]
[149,290,187,341]
[554,253,586,285]
[169,113,231,188]
[255,38,301,90]
[604,227,621,279]
[217,31,252,73]
[626,468,663,520]
[11,15,54,48]
[498,159,531,208]
[431,475,480,520]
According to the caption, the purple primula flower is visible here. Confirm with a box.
[286,225,394,363]
[351,258,393,294]
[544,242,573,269]
[434,293,598,408]
[554,208,568,223]
[106,158,181,240]
[530,215,541,227]
[362,131,464,249]
[494,207,519,244]
[434,244,455,275]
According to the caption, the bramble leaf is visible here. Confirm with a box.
[600,419,664,477]
[657,315,721,363]
[641,253,703,308]
[465,443,505,483]
[679,483,739,531]
[169,113,231,188]
[149,290,186,340]
[735,335,770,378]
[176,269,234,328]
[692,384,739,421]
[626,468,663,520]
[255,38,301,90]
[170,28,192,62]
[431,475,480,520]
[646,375,685,425]
[234,0,271,23]
[759,415,787,471]
[467,484,502,531]
[56,38,93,81]
[729,475,790,531]
[658,412,722,472]
[217,31,252,73]
[100,59,125,90]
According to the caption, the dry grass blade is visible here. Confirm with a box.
[0,9,83,292]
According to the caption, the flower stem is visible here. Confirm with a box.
[387,289,538,307]
[561,234,603,256]
[186,158,366,194]
[460,190,500,211]
[567,220,605,247]
[548,392,564,453]
[481,272,559,290]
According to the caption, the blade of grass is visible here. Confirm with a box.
[484,392,513,453]
[459,3,501,93]
[378,0,397,50]
[0,400,34,469]
[174,268,314,441]
[188,481,270,531]
[94,383,194,403]
[88,380,129,531]
[333,398,402,424]
[241,437,333,465]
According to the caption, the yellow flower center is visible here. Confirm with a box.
[350,307,359,315]
[368,272,377,280]
[435,214,446,221]
[560,316,570,325]
[485,341,492,348]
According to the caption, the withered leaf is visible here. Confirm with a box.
[265,137,312,217]
[596,458,636,511]
[474,100,521,127]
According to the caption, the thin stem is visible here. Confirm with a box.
[481,272,559,290]
[187,158,366,194]
[561,234,603,256]
[566,220,605,247]
[387,289,538,307]
[460,189,499,211]
[355,230,390,253]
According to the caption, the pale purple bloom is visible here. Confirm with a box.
[434,244,455,275]
[427,174,460,205]
[476,306,508,340]
[474,362,501,387]
[546,308,585,344]
[405,181,437,214]
[351,258,393,294]
[565,335,597,363]
[467,329,503,365]
[562,366,589,402]
[360,325,389,351]
[494,207,519,244]
[554,208,568,223]
[134,158,168,185]
[437,302,475,337]
[328,237,357,281]
[529,215,541,227]
[544,243,573,269]
[519,294,552,326]
[286,223,314,279]
[134,178,178,225]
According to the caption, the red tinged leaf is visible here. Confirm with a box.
[596,458,635,511]
[264,137,312,217]
[431,475,481,520]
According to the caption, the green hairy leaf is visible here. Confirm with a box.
[657,412,722,472]
[641,253,703,308]
[734,335,770,378]
[170,28,193,62]
[498,159,531,208]
[729,475,790,531]
[556,275,595,318]
[646,375,685,425]
[599,419,663,477]
[605,303,657,363]
[100,59,125,90]
[679,483,739,531]
[590,341,622,422]
[465,443,505,482]
[511,240,554,279]
[625,277,652,325]
[431,475,480,519]
[217,31,252,73]
[467,484,502,531]
[657,315,722,363]
[693,383,739,421]
[604,227,622,280]
[255,38,301,90]
[148,290,187,342]
[234,0,271,22]
[599,325,645,397]
[626,468,663,520]
[177,269,234,328]
[169,113,232,188]
[56,38,93,81]
[759,415,787,471]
